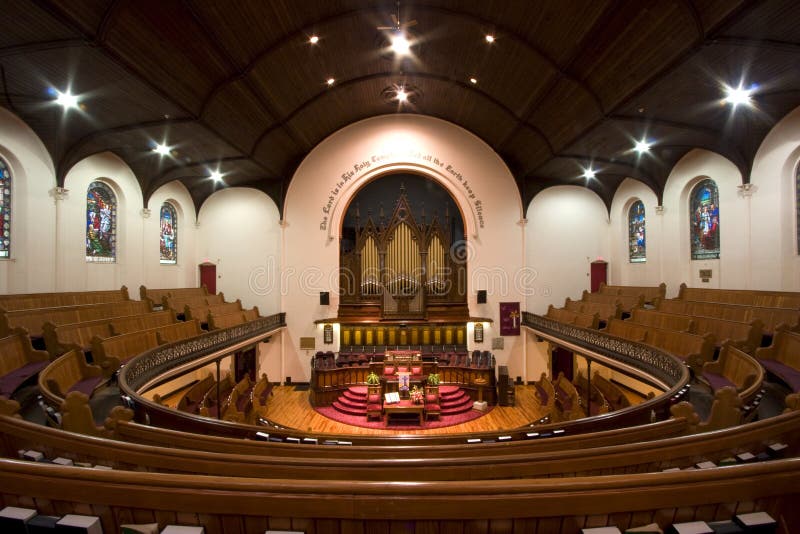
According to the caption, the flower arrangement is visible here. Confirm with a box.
[410,385,424,404]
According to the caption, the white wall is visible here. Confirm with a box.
[525,186,610,314]
[144,181,198,290]
[608,178,662,287]
[749,105,800,290]
[196,187,282,313]
[0,107,57,293]
[283,114,524,382]
[660,150,744,296]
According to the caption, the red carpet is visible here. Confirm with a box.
[317,385,493,430]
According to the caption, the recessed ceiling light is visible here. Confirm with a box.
[326,78,335,86]
[390,32,411,55]
[209,170,223,183]
[485,35,495,43]
[633,139,652,154]
[152,143,171,157]
[309,35,319,44]
[53,89,79,110]
[396,88,409,102]
[723,83,754,107]
[582,168,596,180]
[469,77,477,84]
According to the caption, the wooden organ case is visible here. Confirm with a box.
[338,185,468,323]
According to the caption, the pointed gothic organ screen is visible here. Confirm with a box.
[339,174,467,321]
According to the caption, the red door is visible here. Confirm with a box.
[590,260,608,293]
[199,262,216,294]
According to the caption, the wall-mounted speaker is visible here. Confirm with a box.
[477,290,487,304]
[319,291,330,305]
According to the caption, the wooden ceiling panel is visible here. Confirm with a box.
[0,1,81,47]
[576,1,701,111]
[187,0,365,67]
[690,0,750,33]
[529,78,604,153]
[720,0,800,41]
[44,0,112,37]
[202,80,278,155]
[502,126,553,178]
[252,128,305,179]
[102,1,234,115]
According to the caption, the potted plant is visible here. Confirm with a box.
[366,371,381,385]
[427,373,440,386]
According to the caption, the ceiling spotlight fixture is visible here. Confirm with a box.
[326,78,335,86]
[390,32,411,55]
[485,34,495,43]
[53,89,79,110]
[309,35,319,44]
[469,77,477,84]
[633,139,652,154]
[209,170,223,183]
[380,84,421,106]
[396,88,409,102]
[723,83,755,107]
[582,168,596,180]
[152,143,172,157]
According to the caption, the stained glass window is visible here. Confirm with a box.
[0,158,10,258]
[796,163,800,255]
[160,202,177,264]
[85,181,116,262]
[628,200,646,263]
[689,179,720,260]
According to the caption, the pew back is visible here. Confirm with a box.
[0,287,130,312]
[109,310,178,335]
[628,308,694,333]
[37,349,104,406]
[91,330,162,375]
[42,319,114,357]
[0,300,152,337]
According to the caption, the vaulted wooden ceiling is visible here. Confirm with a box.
[2,0,799,215]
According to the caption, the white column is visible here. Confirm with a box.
[51,186,69,290]
[737,183,755,288]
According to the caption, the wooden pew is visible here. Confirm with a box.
[657,298,798,335]
[592,373,631,411]
[42,318,115,358]
[90,330,162,376]
[553,372,584,422]
[208,307,261,330]
[532,372,556,417]
[163,293,226,312]
[544,305,599,329]
[581,290,644,314]
[109,309,178,335]
[0,300,152,338]
[0,286,130,312]
[154,320,203,344]
[688,315,763,354]
[644,327,715,374]
[754,325,800,392]
[140,285,209,309]
[564,298,622,324]
[0,328,50,398]
[177,372,215,414]
[604,318,649,342]
[599,282,666,304]
[199,373,236,418]
[677,283,800,309]
[250,373,274,412]
[37,349,105,407]
[185,300,243,322]
[700,341,764,405]
[572,371,610,416]
[223,375,255,424]
[628,308,694,333]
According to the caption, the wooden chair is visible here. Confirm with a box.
[424,385,440,421]
[366,385,383,421]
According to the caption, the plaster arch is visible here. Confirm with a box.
[283,114,524,382]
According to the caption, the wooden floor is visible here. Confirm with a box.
[262,385,548,436]
[162,383,646,436]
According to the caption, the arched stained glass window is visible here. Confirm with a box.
[0,158,10,258]
[85,181,117,262]
[689,179,720,260]
[796,163,800,255]
[628,200,646,263]
[160,202,177,264]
